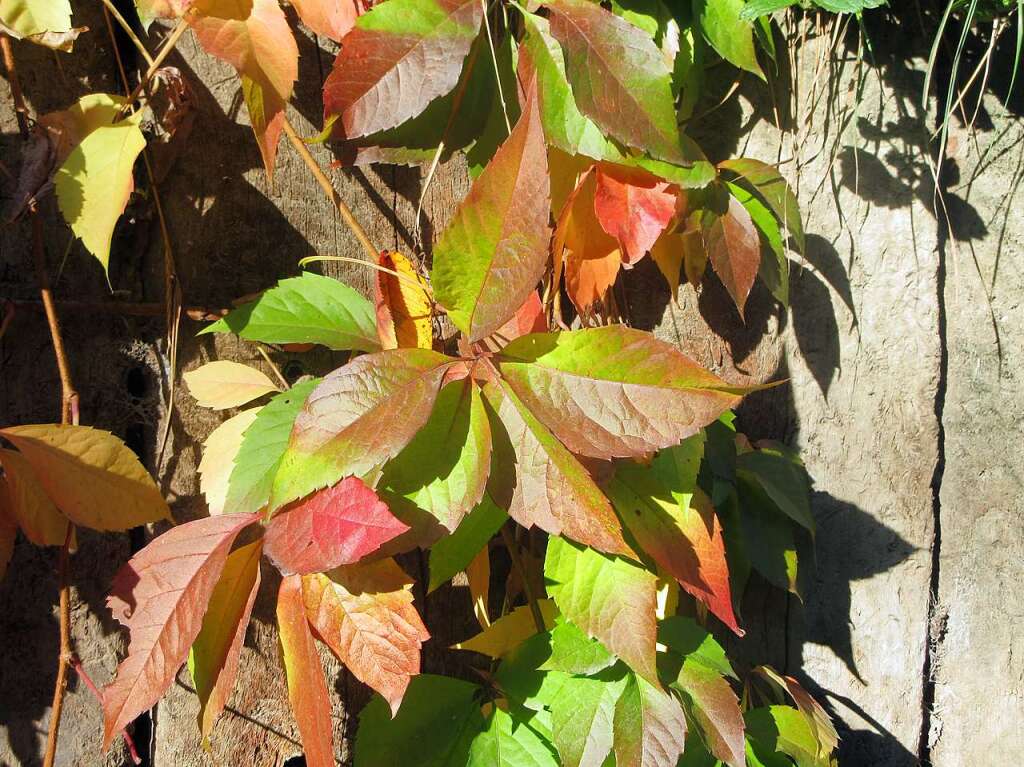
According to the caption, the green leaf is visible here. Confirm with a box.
[612,673,688,767]
[428,494,508,592]
[694,0,763,79]
[483,381,633,558]
[496,326,742,460]
[494,632,565,712]
[200,272,380,352]
[540,617,616,676]
[432,75,550,342]
[379,379,492,534]
[746,706,828,767]
[223,379,320,514]
[737,446,814,533]
[718,158,804,252]
[737,475,800,595]
[658,616,736,680]
[739,0,798,20]
[550,670,627,767]
[671,658,745,767]
[269,349,454,510]
[812,0,886,13]
[54,95,146,275]
[545,0,685,163]
[544,536,659,683]
[727,182,789,307]
[0,0,80,50]
[469,707,560,767]
[354,674,485,767]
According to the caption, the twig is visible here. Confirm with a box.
[44,526,74,767]
[500,525,545,633]
[481,0,511,134]
[0,34,27,135]
[116,16,191,120]
[69,655,142,764]
[99,0,155,67]
[10,298,223,320]
[282,116,379,262]
[257,345,291,390]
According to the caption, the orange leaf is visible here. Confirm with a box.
[0,448,70,547]
[278,574,336,767]
[190,0,298,181]
[558,172,622,310]
[302,557,429,715]
[291,0,359,42]
[191,539,262,743]
[102,513,259,749]
[466,545,490,628]
[375,251,433,350]
[593,165,677,265]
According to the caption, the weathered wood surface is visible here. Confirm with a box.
[1,8,1021,767]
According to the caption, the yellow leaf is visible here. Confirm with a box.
[0,0,83,51]
[452,599,558,659]
[466,545,490,629]
[651,232,683,297]
[52,94,146,274]
[0,425,171,531]
[184,361,280,410]
[376,251,433,350]
[0,448,70,547]
[199,408,262,514]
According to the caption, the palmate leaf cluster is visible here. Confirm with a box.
[0,0,850,765]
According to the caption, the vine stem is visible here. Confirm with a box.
[1,34,80,767]
[282,116,379,262]
[500,525,546,633]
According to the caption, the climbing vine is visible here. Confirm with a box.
[0,0,897,764]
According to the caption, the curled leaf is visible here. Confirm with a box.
[376,251,433,350]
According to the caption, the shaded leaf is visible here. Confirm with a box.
[291,0,359,41]
[469,706,559,767]
[223,379,319,514]
[754,667,838,761]
[544,536,658,683]
[483,381,632,558]
[191,0,298,179]
[746,706,827,767]
[376,251,433,350]
[102,513,259,748]
[433,75,550,342]
[540,617,615,676]
[737,475,799,595]
[545,0,684,163]
[496,326,742,460]
[428,494,508,592]
[303,557,429,715]
[199,408,262,515]
[671,657,746,767]
[270,348,454,509]
[354,674,485,766]
[378,378,491,536]
[53,95,145,273]
[0,424,170,531]
[201,272,380,352]
[323,0,484,140]
[0,448,69,546]
[0,497,15,581]
[466,544,490,628]
[190,539,262,743]
[613,673,688,767]
[694,0,762,78]
[659,616,736,680]
[492,291,548,343]
[737,445,814,533]
[550,671,627,767]
[594,165,677,265]
[706,192,761,318]
[264,476,408,575]
[453,600,559,659]
[184,360,280,410]
[278,574,336,767]
[718,159,803,252]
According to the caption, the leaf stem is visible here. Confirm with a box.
[481,0,512,134]
[117,16,191,120]
[500,525,546,633]
[99,0,156,67]
[69,655,142,764]
[43,525,74,767]
[297,255,430,294]
[258,345,291,390]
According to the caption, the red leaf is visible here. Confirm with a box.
[593,166,677,265]
[278,574,335,767]
[555,170,622,310]
[102,513,259,749]
[322,0,484,140]
[303,558,429,714]
[706,194,760,319]
[264,477,409,575]
[492,291,548,343]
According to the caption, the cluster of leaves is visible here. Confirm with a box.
[0,0,850,764]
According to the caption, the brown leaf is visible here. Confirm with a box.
[706,194,760,319]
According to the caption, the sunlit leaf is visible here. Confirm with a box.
[264,476,408,575]
[323,0,484,140]
[270,349,454,509]
[0,448,69,546]
[0,0,82,50]
[550,670,627,767]
[613,673,688,767]
[376,251,433,350]
[754,666,838,761]
[278,573,336,767]
[718,158,803,252]
[746,706,827,767]
[540,617,615,676]
[201,272,380,352]
[453,600,558,659]
[593,165,677,265]
[190,539,262,743]
[671,657,745,767]
[0,424,170,531]
[694,0,763,79]
[102,513,259,748]
[291,0,359,41]
[496,327,742,460]
[199,408,262,515]
[556,169,622,310]
[468,706,560,767]
[433,75,550,342]
[706,191,761,318]
[727,182,788,306]
[184,360,280,411]
[303,557,429,715]
[544,536,658,683]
